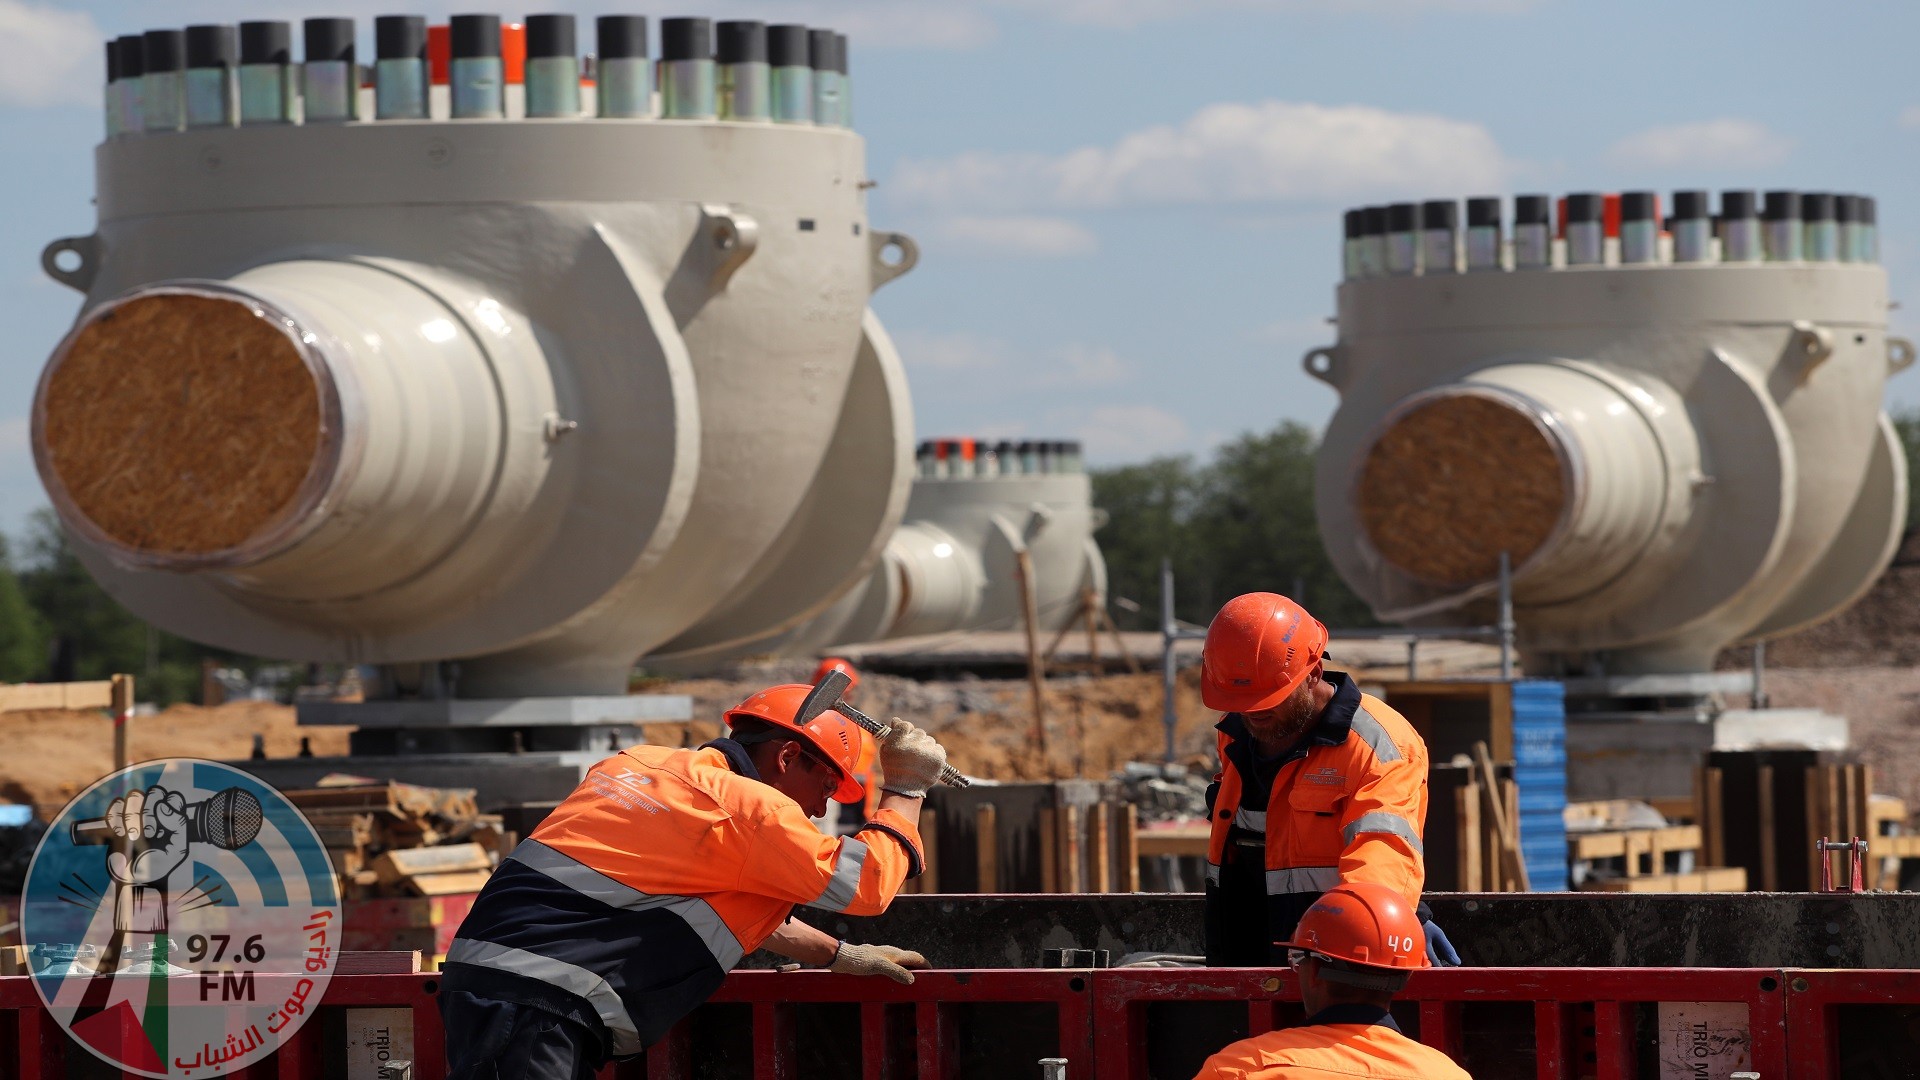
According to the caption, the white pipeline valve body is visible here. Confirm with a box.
[34,119,918,696]
[1313,257,1909,675]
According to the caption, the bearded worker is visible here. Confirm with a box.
[1199,593,1457,967]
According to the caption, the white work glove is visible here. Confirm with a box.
[877,719,947,798]
[828,941,928,985]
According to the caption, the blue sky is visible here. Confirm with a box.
[2,0,1918,540]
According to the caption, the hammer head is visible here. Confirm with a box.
[795,667,852,727]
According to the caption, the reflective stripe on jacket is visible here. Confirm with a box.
[1204,674,1428,960]
[447,742,922,1053]
[1192,1005,1474,1079]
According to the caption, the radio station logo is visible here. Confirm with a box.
[21,759,341,1076]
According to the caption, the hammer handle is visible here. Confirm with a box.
[833,702,972,788]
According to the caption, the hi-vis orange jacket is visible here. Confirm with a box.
[446,740,922,1055]
[1192,1005,1473,1078]
[1205,672,1427,965]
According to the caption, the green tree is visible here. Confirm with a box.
[1188,422,1375,629]
[16,510,249,703]
[1090,455,1202,629]
[1894,408,1920,531]
[1090,421,1374,631]
[0,535,48,681]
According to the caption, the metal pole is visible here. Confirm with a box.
[1160,558,1177,765]
[1406,637,1419,681]
[1751,641,1768,709]
[1497,551,1515,681]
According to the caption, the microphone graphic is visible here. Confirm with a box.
[69,786,265,850]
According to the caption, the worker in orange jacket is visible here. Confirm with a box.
[441,683,950,1079]
[1193,882,1473,1079]
[1200,593,1457,967]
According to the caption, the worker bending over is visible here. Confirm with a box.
[441,683,948,1079]
[1193,882,1472,1078]
[1200,593,1456,966]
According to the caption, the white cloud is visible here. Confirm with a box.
[0,416,27,467]
[893,333,1132,389]
[893,330,1007,372]
[1043,404,1191,461]
[892,100,1508,211]
[936,215,1099,257]
[1247,317,1337,346]
[1043,344,1130,387]
[1607,119,1794,171]
[0,0,99,107]
[1901,105,1920,131]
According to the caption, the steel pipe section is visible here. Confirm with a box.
[33,120,916,696]
[1312,259,1907,675]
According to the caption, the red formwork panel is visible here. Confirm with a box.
[1094,967,1790,1080]
[645,970,1098,1080]
[13,967,1920,1079]
[1784,969,1920,1079]
[0,971,448,1080]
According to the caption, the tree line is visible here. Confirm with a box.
[0,510,243,704]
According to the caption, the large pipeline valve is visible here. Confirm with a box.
[33,14,917,699]
[1312,190,1910,676]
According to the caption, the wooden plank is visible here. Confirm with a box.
[110,673,133,773]
[404,869,494,896]
[372,843,492,886]
[1853,765,1873,848]
[1507,780,1524,891]
[1134,823,1210,858]
[1089,803,1112,894]
[1058,803,1084,894]
[1038,806,1058,892]
[1456,782,1482,892]
[1701,767,1725,869]
[1757,765,1777,892]
[1804,765,1828,888]
[920,812,939,894]
[1119,804,1141,893]
[1870,793,1907,836]
[974,803,998,893]
[1877,835,1920,857]
[0,680,115,712]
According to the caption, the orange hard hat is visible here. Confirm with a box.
[813,657,860,697]
[1285,882,1428,987]
[724,684,871,804]
[1199,593,1329,713]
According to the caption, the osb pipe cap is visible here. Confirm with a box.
[32,284,348,570]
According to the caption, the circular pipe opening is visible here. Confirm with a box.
[1355,391,1569,587]
[32,284,345,569]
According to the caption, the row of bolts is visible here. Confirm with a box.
[103,15,853,135]
[916,440,1086,480]
[1344,190,1881,279]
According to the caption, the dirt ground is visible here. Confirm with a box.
[0,701,348,814]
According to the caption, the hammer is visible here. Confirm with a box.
[795,668,972,788]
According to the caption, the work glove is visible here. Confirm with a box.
[877,719,947,798]
[828,941,928,985]
[1423,916,1461,967]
